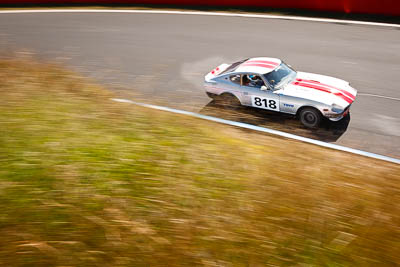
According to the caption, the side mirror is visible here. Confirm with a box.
[260,85,268,91]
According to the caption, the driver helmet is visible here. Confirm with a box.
[248,74,257,81]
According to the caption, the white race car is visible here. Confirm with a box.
[204,57,357,128]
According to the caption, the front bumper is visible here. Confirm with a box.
[326,105,351,121]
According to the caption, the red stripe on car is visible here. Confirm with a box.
[296,79,355,100]
[240,63,277,69]
[333,92,354,104]
[298,78,355,100]
[246,60,279,66]
[293,82,353,104]
[293,82,330,93]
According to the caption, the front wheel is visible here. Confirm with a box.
[299,108,322,128]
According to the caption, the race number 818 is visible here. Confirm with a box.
[251,96,279,111]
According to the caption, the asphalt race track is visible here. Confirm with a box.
[1,11,399,158]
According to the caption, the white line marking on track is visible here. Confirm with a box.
[342,61,358,65]
[358,93,400,101]
[111,98,400,165]
[0,9,399,28]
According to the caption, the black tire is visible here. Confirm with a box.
[216,94,241,108]
[206,92,218,99]
[299,107,322,128]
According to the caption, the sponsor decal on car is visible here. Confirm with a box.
[283,103,294,108]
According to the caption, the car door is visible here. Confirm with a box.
[241,73,280,112]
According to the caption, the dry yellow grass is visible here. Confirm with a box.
[0,58,399,266]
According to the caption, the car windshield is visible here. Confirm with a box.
[263,62,297,90]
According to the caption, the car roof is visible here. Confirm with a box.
[234,57,281,75]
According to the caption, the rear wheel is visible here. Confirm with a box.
[216,94,241,108]
[206,92,218,99]
[299,107,322,128]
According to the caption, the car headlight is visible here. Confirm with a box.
[331,103,344,113]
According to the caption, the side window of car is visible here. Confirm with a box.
[243,74,265,88]
[229,74,241,85]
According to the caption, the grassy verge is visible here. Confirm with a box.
[0,58,399,266]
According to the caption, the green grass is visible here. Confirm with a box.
[0,58,399,266]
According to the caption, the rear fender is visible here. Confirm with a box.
[218,91,243,105]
